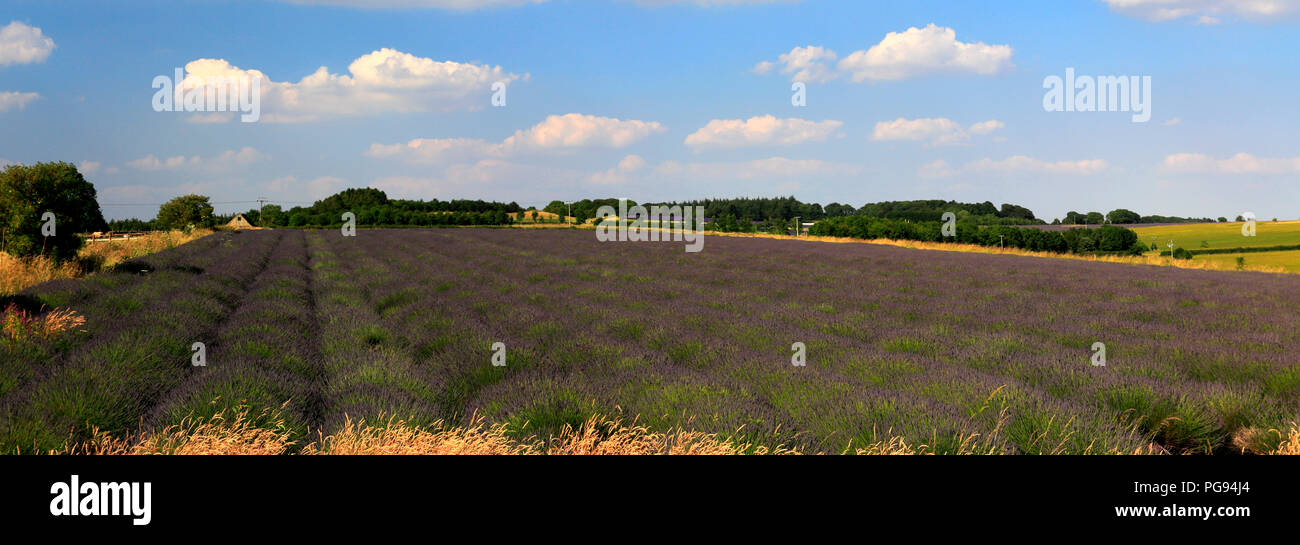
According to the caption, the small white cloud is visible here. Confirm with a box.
[127,154,201,171]
[924,155,1108,177]
[672,157,862,180]
[685,115,842,149]
[1162,152,1300,174]
[1101,0,1299,22]
[212,147,271,167]
[285,0,794,8]
[966,155,1109,175]
[871,117,1002,146]
[502,113,665,150]
[368,113,665,163]
[752,46,839,83]
[587,154,647,184]
[0,21,55,66]
[268,175,349,200]
[838,24,1013,82]
[365,137,505,164]
[78,161,101,175]
[968,120,1004,135]
[1162,117,1182,126]
[0,91,39,112]
[918,159,957,179]
[282,0,546,9]
[125,147,268,172]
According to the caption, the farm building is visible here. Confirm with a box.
[226,214,256,229]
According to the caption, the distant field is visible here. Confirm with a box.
[1131,220,1300,251]
[1192,250,1300,273]
[4,229,1300,454]
[1130,221,1300,272]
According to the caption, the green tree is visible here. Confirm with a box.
[0,161,107,260]
[1106,208,1141,225]
[543,200,568,216]
[260,204,286,227]
[156,195,215,230]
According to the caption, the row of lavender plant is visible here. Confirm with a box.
[143,231,325,442]
[0,231,285,452]
[387,229,1300,453]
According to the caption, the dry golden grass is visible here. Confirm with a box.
[47,402,1203,455]
[55,406,294,455]
[0,252,81,296]
[543,415,799,455]
[1267,424,1300,455]
[303,416,528,455]
[1,304,86,342]
[0,228,215,296]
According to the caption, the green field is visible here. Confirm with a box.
[1132,221,1300,272]
[1131,220,1300,250]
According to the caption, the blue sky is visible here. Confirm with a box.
[1,0,1298,221]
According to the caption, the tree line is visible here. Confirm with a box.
[810,216,1146,256]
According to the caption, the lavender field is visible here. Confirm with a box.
[3,228,1299,454]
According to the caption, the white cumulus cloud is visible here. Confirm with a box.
[837,24,1013,81]
[0,21,55,66]
[872,117,1002,146]
[751,46,839,83]
[685,115,842,149]
[175,48,524,122]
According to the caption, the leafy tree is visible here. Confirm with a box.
[1106,208,1141,225]
[314,188,388,215]
[260,204,286,227]
[543,200,568,217]
[156,195,215,230]
[0,161,107,260]
[1085,212,1105,225]
[998,203,1036,221]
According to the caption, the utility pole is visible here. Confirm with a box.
[1167,239,1174,258]
[999,234,1005,248]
